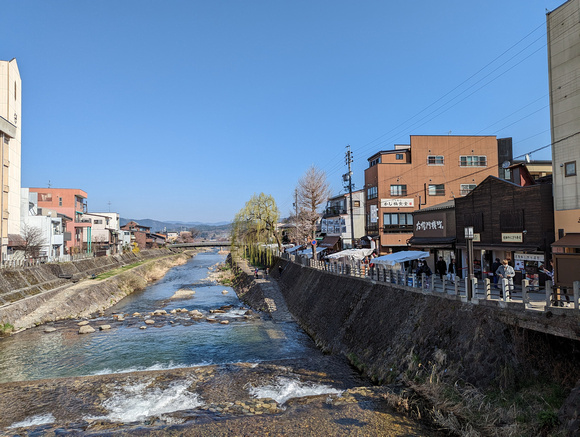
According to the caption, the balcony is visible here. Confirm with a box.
[323,207,347,218]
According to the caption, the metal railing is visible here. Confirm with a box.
[280,252,580,313]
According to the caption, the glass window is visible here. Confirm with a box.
[396,154,404,160]
[427,155,444,165]
[565,161,577,177]
[460,184,476,196]
[390,184,407,196]
[367,186,378,200]
[428,184,445,196]
[460,155,487,167]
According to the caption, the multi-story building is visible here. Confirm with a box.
[19,188,66,261]
[364,135,512,255]
[121,221,150,250]
[321,189,365,249]
[0,59,22,261]
[83,212,121,255]
[547,0,580,286]
[28,188,90,254]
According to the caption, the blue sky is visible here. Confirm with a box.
[0,0,565,223]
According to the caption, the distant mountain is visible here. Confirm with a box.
[120,218,231,233]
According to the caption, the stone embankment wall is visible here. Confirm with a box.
[0,249,168,305]
[0,250,190,330]
[235,257,580,392]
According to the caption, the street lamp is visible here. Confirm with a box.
[465,226,474,301]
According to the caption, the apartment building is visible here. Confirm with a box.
[0,59,22,261]
[83,212,121,255]
[28,188,90,254]
[364,135,512,255]
[321,189,366,249]
[547,0,580,286]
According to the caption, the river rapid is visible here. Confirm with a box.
[0,250,441,436]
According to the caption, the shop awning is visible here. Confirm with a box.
[318,235,341,248]
[373,251,429,266]
[552,233,580,248]
[408,236,455,247]
[326,248,374,261]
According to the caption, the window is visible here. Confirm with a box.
[94,219,103,225]
[428,184,445,196]
[460,184,476,196]
[383,213,413,231]
[353,200,360,207]
[367,186,378,200]
[396,153,404,160]
[369,157,380,167]
[565,161,577,177]
[390,184,407,196]
[460,155,487,167]
[427,155,444,165]
[58,197,62,206]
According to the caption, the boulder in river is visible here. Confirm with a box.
[145,319,155,325]
[44,327,57,333]
[99,325,111,331]
[220,320,230,325]
[77,320,89,326]
[78,325,95,334]
[222,290,229,294]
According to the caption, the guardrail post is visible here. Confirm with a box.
[574,281,579,310]
[412,273,417,288]
[501,278,507,301]
[421,273,426,292]
[485,278,491,300]
[442,276,446,294]
[545,280,552,308]
[455,277,459,296]
[522,279,529,307]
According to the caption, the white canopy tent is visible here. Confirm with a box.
[372,251,429,267]
[326,248,374,261]
[297,246,327,259]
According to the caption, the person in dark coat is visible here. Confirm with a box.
[448,258,458,281]
[436,256,447,280]
[491,258,501,289]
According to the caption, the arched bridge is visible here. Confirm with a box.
[170,241,231,248]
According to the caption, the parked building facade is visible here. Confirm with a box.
[364,135,512,255]
[0,58,22,261]
[547,1,580,286]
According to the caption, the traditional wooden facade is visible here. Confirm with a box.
[454,176,554,285]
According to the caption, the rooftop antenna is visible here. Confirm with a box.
[107,201,112,212]
[47,180,51,188]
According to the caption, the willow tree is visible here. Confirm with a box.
[296,166,330,261]
[231,193,282,266]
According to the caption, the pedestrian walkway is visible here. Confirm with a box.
[255,273,295,323]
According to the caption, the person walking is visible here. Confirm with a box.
[448,258,458,282]
[496,259,515,298]
[491,258,501,289]
[436,256,447,280]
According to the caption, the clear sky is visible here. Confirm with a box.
[0,0,566,223]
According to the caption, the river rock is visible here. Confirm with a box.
[190,310,204,318]
[220,320,230,325]
[145,319,155,325]
[133,312,141,317]
[99,325,111,331]
[210,309,226,314]
[170,309,177,314]
[244,310,254,316]
[77,320,90,326]
[44,327,57,333]
[222,290,229,294]
[180,309,189,313]
[206,318,218,323]
[153,310,167,316]
[78,325,95,334]
[140,326,147,330]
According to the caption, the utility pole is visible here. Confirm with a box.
[345,145,355,248]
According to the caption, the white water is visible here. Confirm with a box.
[9,414,55,429]
[249,377,343,405]
[87,380,203,423]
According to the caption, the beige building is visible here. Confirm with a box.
[547,1,580,286]
[0,59,22,261]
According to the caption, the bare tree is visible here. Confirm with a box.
[296,166,331,260]
[188,227,200,240]
[21,224,47,259]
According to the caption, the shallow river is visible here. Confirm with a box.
[0,250,439,435]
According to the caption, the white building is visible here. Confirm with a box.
[0,58,22,261]
[321,189,366,249]
[83,212,122,254]
[19,189,65,261]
